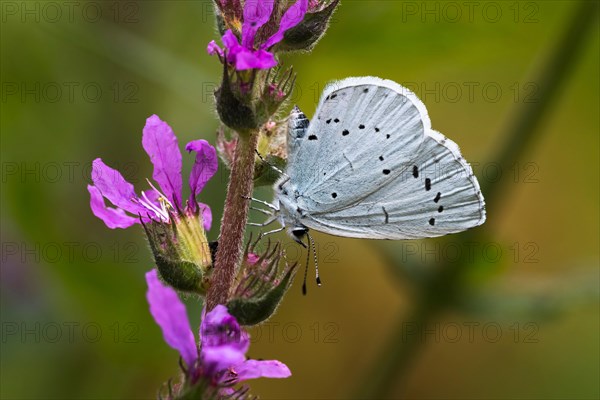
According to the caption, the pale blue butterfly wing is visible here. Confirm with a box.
[288,78,426,208]
[279,76,486,240]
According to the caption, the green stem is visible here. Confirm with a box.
[358,2,598,398]
[206,132,259,310]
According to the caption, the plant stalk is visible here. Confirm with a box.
[207,132,259,310]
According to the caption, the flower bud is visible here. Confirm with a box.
[255,67,296,123]
[213,0,243,35]
[227,236,297,325]
[215,125,237,169]
[215,64,259,134]
[276,0,340,52]
[218,119,287,186]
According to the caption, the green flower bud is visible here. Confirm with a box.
[255,67,296,123]
[276,0,340,52]
[226,237,297,326]
[227,267,295,326]
[215,65,259,134]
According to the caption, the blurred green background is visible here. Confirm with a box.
[1,1,598,399]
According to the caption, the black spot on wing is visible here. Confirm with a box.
[359,124,365,129]
[334,118,340,123]
[383,169,391,175]
[363,88,369,93]
[425,178,431,191]
[438,206,444,213]
[375,127,380,132]
[379,156,384,161]
[429,218,435,226]
[383,206,389,224]
[434,192,441,203]
[386,134,391,139]
[342,129,349,136]
[331,192,337,199]
[412,165,419,178]
[308,135,318,140]
[326,119,332,124]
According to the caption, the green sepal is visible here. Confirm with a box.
[227,267,295,326]
[155,256,206,295]
[142,218,209,295]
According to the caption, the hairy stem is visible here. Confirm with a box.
[207,132,259,310]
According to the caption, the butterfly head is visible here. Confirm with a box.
[289,225,309,248]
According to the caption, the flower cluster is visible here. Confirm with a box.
[208,0,308,70]
[210,0,339,133]
[89,115,217,294]
[146,270,290,397]
[88,0,339,397]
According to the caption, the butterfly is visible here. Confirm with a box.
[252,77,486,289]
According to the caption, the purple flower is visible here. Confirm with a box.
[145,270,291,390]
[88,115,218,231]
[208,0,308,70]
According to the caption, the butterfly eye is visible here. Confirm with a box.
[291,226,308,240]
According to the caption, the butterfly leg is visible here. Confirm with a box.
[248,216,278,227]
[242,196,279,211]
[259,225,285,239]
[250,206,273,216]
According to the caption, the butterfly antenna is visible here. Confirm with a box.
[307,232,321,287]
[255,150,290,179]
[302,235,310,295]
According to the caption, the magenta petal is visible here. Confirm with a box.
[222,30,244,64]
[198,203,213,231]
[234,48,277,70]
[207,40,224,56]
[88,185,138,229]
[142,115,183,208]
[201,305,249,352]
[247,253,260,265]
[222,30,241,49]
[145,270,198,366]
[264,0,308,48]
[91,158,145,215]
[241,0,275,47]
[221,29,277,70]
[202,346,246,376]
[234,359,291,381]
[185,140,218,205]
